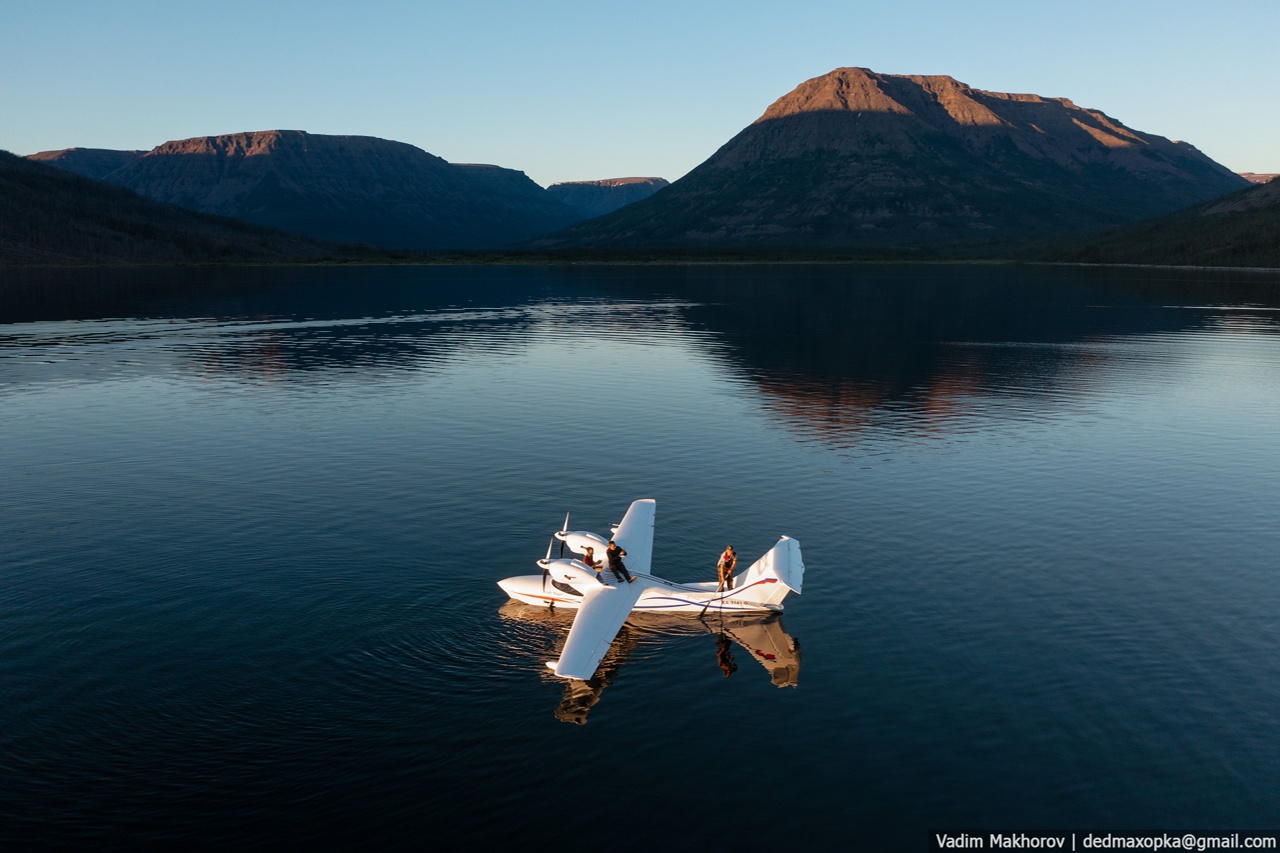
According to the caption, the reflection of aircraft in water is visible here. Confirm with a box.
[498,499,804,680]
[499,603,802,724]
[703,612,802,687]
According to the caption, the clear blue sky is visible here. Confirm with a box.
[3,0,1276,186]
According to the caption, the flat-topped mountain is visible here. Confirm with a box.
[0,150,338,265]
[546,177,669,219]
[82,131,579,250]
[26,147,145,181]
[538,67,1248,249]
[1239,173,1278,184]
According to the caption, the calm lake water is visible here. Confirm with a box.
[2,264,1279,849]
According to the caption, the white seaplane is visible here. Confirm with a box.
[497,499,804,680]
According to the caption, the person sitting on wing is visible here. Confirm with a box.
[717,545,737,592]
[581,546,606,583]
[605,539,636,584]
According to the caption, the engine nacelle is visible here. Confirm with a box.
[539,558,602,588]
[554,530,610,560]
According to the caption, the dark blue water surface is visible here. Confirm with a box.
[2,264,1279,849]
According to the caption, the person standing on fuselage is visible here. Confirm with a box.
[606,540,635,584]
[717,545,737,592]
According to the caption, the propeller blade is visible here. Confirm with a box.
[543,537,554,591]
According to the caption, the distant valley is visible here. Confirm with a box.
[546,177,670,219]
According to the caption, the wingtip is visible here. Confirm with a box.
[546,660,589,680]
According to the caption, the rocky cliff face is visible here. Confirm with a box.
[546,177,670,219]
[26,148,145,181]
[539,67,1249,248]
[101,131,578,249]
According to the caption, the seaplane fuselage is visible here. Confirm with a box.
[497,563,788,614]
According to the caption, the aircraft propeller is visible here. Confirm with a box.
[539,512,573,591]
[540,537,554,591]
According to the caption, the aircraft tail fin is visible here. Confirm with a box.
[733,537,804,608]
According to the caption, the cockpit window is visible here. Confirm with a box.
[551,580,583,597]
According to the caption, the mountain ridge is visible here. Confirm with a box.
[25,147,145,181]
[41,131,582,250]
[1043,174,1280,268]
[536,67,1248,249]
[15,69,1267,262]
[0,150,341,265]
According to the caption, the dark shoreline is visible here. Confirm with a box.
[2,242,1280,272]
[4,255,1279,273]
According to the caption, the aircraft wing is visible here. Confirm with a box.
[610,498,655,576]
[550,581,646,680]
